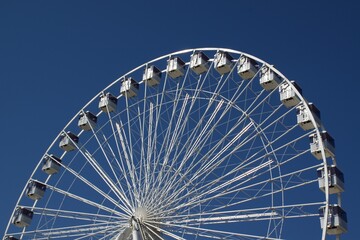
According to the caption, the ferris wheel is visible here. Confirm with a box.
[3,48,347,240]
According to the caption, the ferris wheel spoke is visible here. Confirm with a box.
[143,222,185,240]
[22,206,122,223]
[173,88,225,156]
[159,98,226,194]
[183,135,278,196]
[161,149,274,214]
[157,202,323,225]
[152,96,224,201]
[137,92,158,205]
[82,137,134,214]
[209,178,319,213]
[140,223,167,240]
[194,159,273,203]
[15,222,120,239]
[189,121,254,178]
[85,125,132,206]
[162,61,217,165]
[164,154,266,210]
[156,67,228,170]
[145,220,283,240]
[212,161,320,204]
[167,122,255,199]
[73,224,120,240]
[103,105,138,208]
[162,94,191,172]
[60,130,133,212]
[74,144,133,213]
[124,96,135,162]
[227,69,260,106]
[193,104,295,174]
[163,159,272,213]
[160,103,249,199]
[170,212,279,225]
[158,120,254,209]
[229,127,313,176]
[148,70,202,202]
[138,84,149,204]
[97,229,124,240]
[100,129,136,208]
[53,158,131,214]
[143,101,155,201]
[162,158,320,217]
[205,175,313,214]
[255,104,289,131]
[147,99,218,202]
[181,99,226,163]
[116,122,141,204]
[153,85,185,188]
[32,179,127,218]
[147,66,172,187]
[123,97,145,203]
[138,115,157,206]
[242,78,282,118]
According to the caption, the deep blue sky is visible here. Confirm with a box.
[0,1,358,239]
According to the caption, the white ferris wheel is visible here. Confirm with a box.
[3,48,347,240]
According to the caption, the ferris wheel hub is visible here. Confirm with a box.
[133,207,148,222]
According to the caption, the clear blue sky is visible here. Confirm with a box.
[0,1,358,239]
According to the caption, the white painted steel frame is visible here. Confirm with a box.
[3,48,341,240]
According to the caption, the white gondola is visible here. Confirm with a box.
[190,51,209,75]
[143,65,162,86]
[59,131,79,152]
[42,154,61,175]
[120,77,139,98]
[78,111,97,131]
[296,103,321,130]
[98,92,117,113]
[12,207,33,228]
[317,165,345,194]
[259,65,282,91]
[319,205,347,235]
[237,55,258,80]
[279,81,302,108]
[167,57,185,79]
[214,51,234,75]
[310,131,335,160]
[26,180,46,200]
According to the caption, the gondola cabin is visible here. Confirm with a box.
[143,65,162,86]
[98,92,117,113]
[78,111,97,131]
[214,51,234,75]
[296,103,321,130]
[237,56,258,80]
[317,165,344,194]
[310,131,335,160]
[12,207,33,228]
[319,205,347,235]
[259,66,282,91]
[190,51,210,75]
[279,81,302,108]
[59,131,79,152]
[26,181,46,200]
[120,77,139,98]
[42,154,61,175]
[167,57,185,79]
